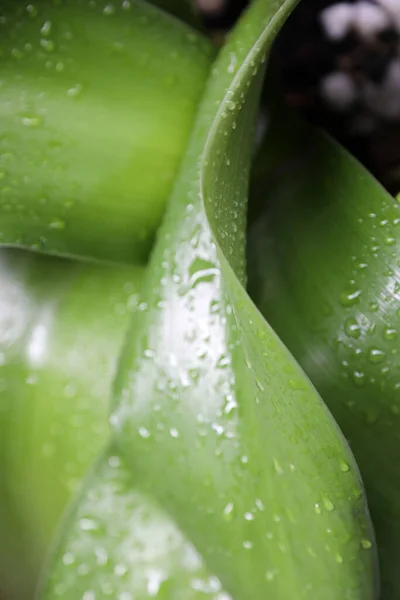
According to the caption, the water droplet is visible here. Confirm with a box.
[138,426,150,439]
[288,379,307,391]
[95,547,108,566]
[384,236,396,246]
[335,553,344,564]
[114,563,128,577]
[243,540,253,549]
[108,455,120,468]
[79,518,97,531]
[67,83,83,98]
[323,498,335,512]
[244,511,254,521]
[265,570,277,581]
[40,38,54,52]
[356,262,368,271]
[49,218,65,230]
[255,498,264,511]
[314,503,322,515]
[340,461,350,472]
[340,289,362,307]
[26,4,38,17]
[352,370,365,386]
[368,348,386,363]
[62,552,75,565]
[11,47,24,59]
[344,318,361,339]
[170,427,179,438]
[384,327,397,341]
[256,379,264,391]
[223,502,234,520]
[212,422,225,436]
[227,52,237,74]
[40,20,52,36]
[273,457,283,474]
[103,3,116,15]
[26,373,38,385]
[361,539,372,549]
[21,114,42,128]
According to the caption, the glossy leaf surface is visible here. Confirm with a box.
[42,1,378,599]
[41,445,232,599]
[248,111,400,599]
[0,0,214,263]
[0,249,143,599]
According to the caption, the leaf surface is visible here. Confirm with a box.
[42,445,232,599]
[0,250,142,599]
[41,1,378,599]
[247,107,400,599]
[0,0,213,263]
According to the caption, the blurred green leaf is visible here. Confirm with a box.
[41,1,378,599]
[0,250,143,599]
[0,0,213,263]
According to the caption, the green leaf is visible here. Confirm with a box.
[0,249,143,599]
[0,0,214,264]
[41,445,232,599]
[42,1,377,598]
[247,108,400,597]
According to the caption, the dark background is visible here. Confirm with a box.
[198,0,400,196]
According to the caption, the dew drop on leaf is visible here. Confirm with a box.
[21,114,42,128]
[352,370,365,386]
[335,553,344,564]
[384,327,397,341]
[339,461,350,472]
[323,498,335,512]
[339,289,362,307]
[49,218,65,230]
[368,348,386,363]
[344,318,361,339]
[103,4,116,16]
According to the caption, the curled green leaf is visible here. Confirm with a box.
[248,108,400,599]
[41,1,378,598]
